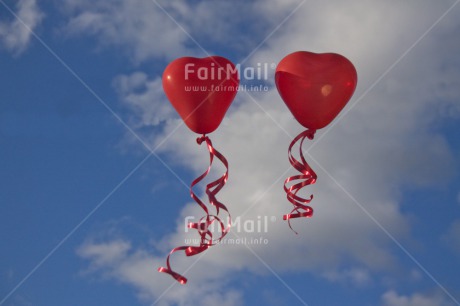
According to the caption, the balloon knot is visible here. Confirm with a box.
[306,129,316,140]
[196,135,208,145]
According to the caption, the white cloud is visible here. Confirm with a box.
[381,290,453,306]
[322,267,372,286]
[61,0,301,63]
[113,72,175,128]
[0,0,44,55]
[73,0,460,304]
[77,239,131,267]
[77,238,244,306]
[62,0,192,63]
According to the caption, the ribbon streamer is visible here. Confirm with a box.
[283,129,317,234]
[158,135,231,284]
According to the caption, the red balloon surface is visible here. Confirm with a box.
[275,51,357,130]
[163,56,239,134]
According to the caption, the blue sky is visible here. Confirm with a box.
[1,0,460,305]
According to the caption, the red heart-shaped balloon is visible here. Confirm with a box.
[275,51,357,130]
[163,56,239,134]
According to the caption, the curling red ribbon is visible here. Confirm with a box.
[158,135,231,284]
[283,129,317,234]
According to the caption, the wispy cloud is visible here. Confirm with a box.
[77,237,244,306]
[62,0,191,63]
[61,0,300,63]
[0,0,44,55]
[113,72,175,128]
[381,290,454,306]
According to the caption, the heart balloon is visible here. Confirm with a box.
[275,51,357,130]
[163,56,239,134]
[159,56,238,285]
